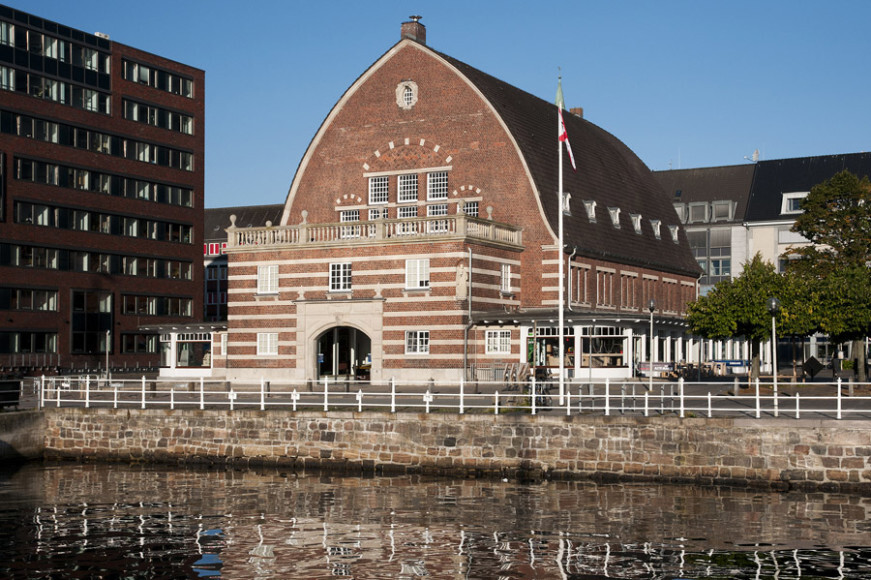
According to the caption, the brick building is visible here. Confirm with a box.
[222,18,700,383]
[0,5,204,374]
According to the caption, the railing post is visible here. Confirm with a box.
[424,390,432,414]
[390,377,396,413]
[565,389,571,416]
[113,379,118,409]
[795,392,800,420]
[229,390,234,411]
[459,377,464,415]
[141,376,146,409]
[57,377,61,407]
[707,392,712,418]
[837,377,842,420]
[755,377,760,419]
[39,375,44,409]
[773,375,779,418]
[291,389,299,412]
[323,376,329,412]
[494,391,499,415]
[200,378,205,411]
[85,374,90,409]
[644,392,649,417]
[604,378,610,416]
[678,378,684,418]
[356,389,363,412]
[170,385,175,410]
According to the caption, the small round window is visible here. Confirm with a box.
[395,81,418,110]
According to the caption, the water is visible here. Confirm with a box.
[1,462,870,579]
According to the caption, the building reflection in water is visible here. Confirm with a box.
[2,462,871,578]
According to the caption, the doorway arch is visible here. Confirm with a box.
[315,326,372,380]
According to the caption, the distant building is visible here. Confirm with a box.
[0,4,204,374]
[655,151,871,368]
[220,18,700,384]
[203,205,283,322]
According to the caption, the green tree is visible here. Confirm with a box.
[787,170,871,381]
[687,254,787,380]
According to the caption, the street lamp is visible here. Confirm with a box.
[647,299,656,392]
[767,297,780,394]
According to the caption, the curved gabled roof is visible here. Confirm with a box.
[437,50,700,277]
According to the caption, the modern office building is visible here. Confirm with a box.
[220,18,700,384]
[0,4,204,374]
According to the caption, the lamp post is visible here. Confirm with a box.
[767,297,780,394]
[647,299,656,392]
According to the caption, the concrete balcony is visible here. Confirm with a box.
[225,213,523,252]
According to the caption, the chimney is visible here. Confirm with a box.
[569,107,584,118]
[401,15,426,44]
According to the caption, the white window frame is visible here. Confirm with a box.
[650,219,662,240]
[368,176,388,205]
[486,330,512,354]
[500,264,512,293]
[405,330,430,355]
[583,200,597,222]
[398,174,418,203]
[405,259,430,290]
[330,263,352,292]
[257,265,278,295]
[781,192,808,215]
[257,332,278,356]
[340,209,361,239]
[427,171,448,201]
[608,207,621,228]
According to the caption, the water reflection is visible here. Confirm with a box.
[0,461,870,578]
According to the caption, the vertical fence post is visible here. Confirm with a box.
[755,378,761,419]
[85,375,90,408]
[229,390,234,412]
[141,376,146,409]
[795,392,800,420]
[604,378,610,416]
[678,378,684,418]
[323,376,329,412]
[837,377,842,420]
[390,377,396,413]
[494,391,499,415]
[291,389,299,412]
[57,377,61,407]
[200,378,205,411]
[459,377,464,415]
[773,375,779,418]
[707,392,712,418]
[424,390,432,414]
[113,379,118,409]
[357,389,363,412]
[39,375,45,409]
[644,392,649,417]
[531,380,536,415]
[565,389,571,416]
[170,385,175,410]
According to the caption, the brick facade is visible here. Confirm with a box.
[223,20,698,383]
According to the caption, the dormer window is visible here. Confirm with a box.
[673,203,685,223]
[781,192,808,214]
[608,207,620,228]
[711,200,733,222]
[583,200,597,222]
[668,225,680,243]
[630,213,642,234]
[562,192,571,215]
[650,219,662,240]
[688,202,708,223]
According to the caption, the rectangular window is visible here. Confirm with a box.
[340,209,361,239]
[330,263,352,292]
[427,204,447,217]
[398,174,418,203]
[398,206,418,219]
[405,259,430,289]
[486,330,512,354]
[0,65,13,91]
[257,333,278,356]
[427,171,448,200]
[405,330,430,355]
[368,176,388,205]
[459,201,479,217]
[500,264,512,293]
[0,22,12,47]
[257,265,278,294]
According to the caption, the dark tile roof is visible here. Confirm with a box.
[205,204,284,243]
[744,152,871,222]
[654,164,755,223]
[436,50,700,278]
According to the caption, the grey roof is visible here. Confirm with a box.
[435,50,700,278]
[744,152,871,222]
[204,204,284,243]
[654,164,755,223]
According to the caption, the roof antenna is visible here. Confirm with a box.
[744,149,760,162]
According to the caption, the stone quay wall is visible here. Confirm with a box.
[0,410,46,460]
[38,408,871,493]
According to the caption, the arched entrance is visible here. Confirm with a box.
[316,326,372,380]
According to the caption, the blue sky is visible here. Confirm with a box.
[9,1,871,208]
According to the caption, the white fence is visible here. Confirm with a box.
[36,375,871,420]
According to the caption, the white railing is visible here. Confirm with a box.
[226,214,523,250]
[37,375,871,420]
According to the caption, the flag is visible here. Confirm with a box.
[556,78,576,171]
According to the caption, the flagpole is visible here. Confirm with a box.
[557,81,565,406]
